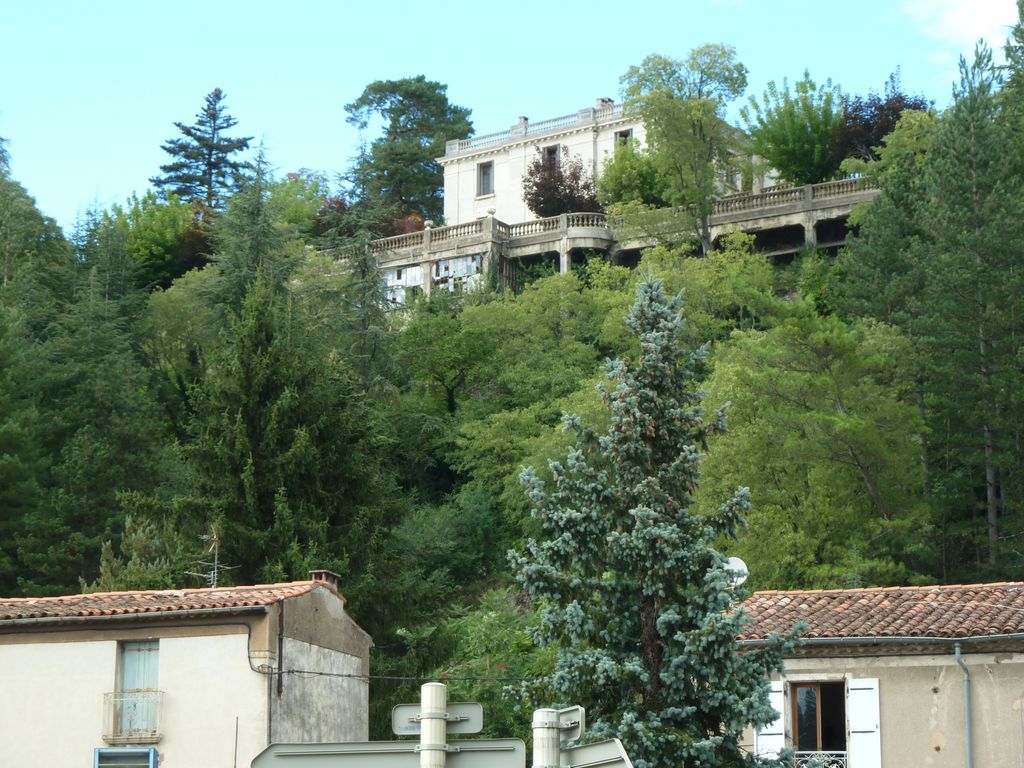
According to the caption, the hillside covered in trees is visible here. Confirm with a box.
[3,7,1024,745]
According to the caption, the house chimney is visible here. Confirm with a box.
[309,569,341,591]
[596,97,614,108]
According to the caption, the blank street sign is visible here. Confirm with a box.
[251,738,524,768]
[559,739,634,768]
[391,702,485,735]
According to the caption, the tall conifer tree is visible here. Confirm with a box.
[913,45,1024,569]
[151,88,252,211]
[512,278,791,768]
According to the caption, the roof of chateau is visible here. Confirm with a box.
[0,581,323,622]
[739,582,1024,641]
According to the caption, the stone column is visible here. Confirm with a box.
[422,261,433,297]
[803,213,818,247]
[422,224,434,296]
[481,214,501,287]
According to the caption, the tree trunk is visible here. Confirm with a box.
[639,595,663,706]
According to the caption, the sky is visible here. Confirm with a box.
[1,0,1020,231]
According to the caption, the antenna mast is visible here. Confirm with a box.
[185,523,237,587]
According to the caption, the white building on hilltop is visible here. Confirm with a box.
[438,99,645,227]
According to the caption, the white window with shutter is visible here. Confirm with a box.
[755,680,786,758]
[847,678,881,768]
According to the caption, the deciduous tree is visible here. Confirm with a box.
[742,71,846,185]
[621,46,748,254]
[521,146,601,217]
[700,311,930,589]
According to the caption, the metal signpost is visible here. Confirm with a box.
[559,739,634,768]
[251,683,633,768]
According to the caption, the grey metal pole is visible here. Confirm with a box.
[532,708,560,768]
[954,643,974,768]
[419,682,447,768]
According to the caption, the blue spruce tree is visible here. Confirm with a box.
[512,278,793,768]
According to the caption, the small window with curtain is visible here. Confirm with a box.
[104,640,161,744]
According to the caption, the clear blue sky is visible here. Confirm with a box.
[1,0,1019,230]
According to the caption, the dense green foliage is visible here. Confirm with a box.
[512,279,793,767]
[742,71,846,185]
[5,16,1024,755]
[620,46,749,254]
[744,71,930,185]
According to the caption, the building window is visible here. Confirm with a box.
[477,161,494,196]
[615,129,633,144]
[543,144,560,167]
[755,678,880,768]
[104,640,162,744]
[94,747,159,767]
[792,682,846,755]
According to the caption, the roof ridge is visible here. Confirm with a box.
[0,580,317,603]
[751,581,1024,596]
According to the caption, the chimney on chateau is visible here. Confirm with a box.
[596,97,614,108]
[309,569,341,591]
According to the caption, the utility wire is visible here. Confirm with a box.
[255,666,541,683]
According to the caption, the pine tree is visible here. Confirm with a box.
[511,278,792,768]
[912,45,1024,570]
[151,88,252,211]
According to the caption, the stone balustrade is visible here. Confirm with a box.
[445,104,626,156]
[366,178,878,280]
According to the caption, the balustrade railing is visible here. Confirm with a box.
[566,212,607,228]
[811,176,874,199]
[525,113,580,136]
[794,751,848,768]
[507,217,561,237]
[103,690,163,744]
[366,179,875,255]
[370,231,424,253]
[713,178,878,215]
[450,103,628,154]
[455,130,512,152]
[595,103,624,121]
[432,220,483,243]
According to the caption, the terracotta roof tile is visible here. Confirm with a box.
[738,582,1024,641]
[0,581,321,622]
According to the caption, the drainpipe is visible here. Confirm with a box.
[954,643,974,768]
[276,598,285,697]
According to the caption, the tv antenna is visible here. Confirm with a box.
[185,523,237,588]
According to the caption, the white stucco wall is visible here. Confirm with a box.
[159,633,268,766]
[0,638,114,764]
[0,631,268,767]
[440,108,646,226]
[742,650,1024,768]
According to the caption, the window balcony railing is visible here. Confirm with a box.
[102,690,163,744]
[794,752,848,768]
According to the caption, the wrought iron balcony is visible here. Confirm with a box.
[794,752,848,768]
[102,690,163,744]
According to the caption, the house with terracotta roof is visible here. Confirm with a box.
[0,570,372,767]
[736,582,1024,768]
